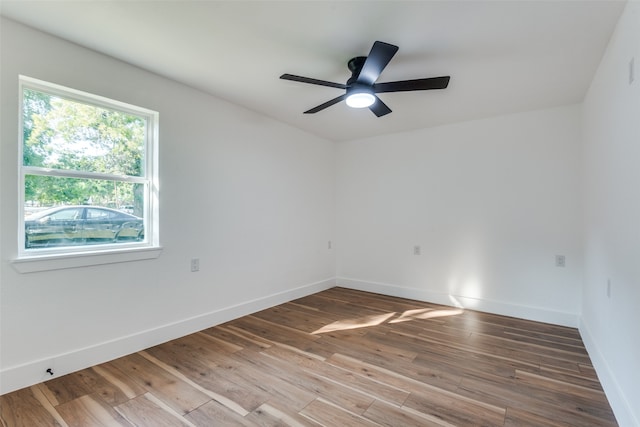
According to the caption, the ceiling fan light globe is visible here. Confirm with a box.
[346,92,376,108]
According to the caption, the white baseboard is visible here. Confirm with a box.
[579,318,639,427]
[0,277,335,395]
[336,277,579,327]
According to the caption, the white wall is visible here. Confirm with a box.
[0,18,336,394]
[336,105,584,326]
[581,2,640,426]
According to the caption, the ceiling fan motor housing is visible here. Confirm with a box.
[347,56,368,85]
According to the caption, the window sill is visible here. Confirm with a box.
[11,246,163,273]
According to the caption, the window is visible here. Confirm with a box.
[18,76,159,262]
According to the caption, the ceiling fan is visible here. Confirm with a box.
[280,40,450,117]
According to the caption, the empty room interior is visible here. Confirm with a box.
[0,1,639,426]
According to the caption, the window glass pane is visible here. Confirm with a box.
[23,88,145,177]
[19,77,157,259]
[25,175,145,214]
[24,175,145,249]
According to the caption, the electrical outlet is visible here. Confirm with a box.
[190,258,200,272]
[413,245,421,255]
[555,255,565,267]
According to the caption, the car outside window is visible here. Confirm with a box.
[19,76,159,258]
[49,208,82,221]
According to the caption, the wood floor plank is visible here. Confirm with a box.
[410,337,536,380]
[37,369,96,407]
[578,363,601,380]
[262,344,411,406]
[502,329,587,353]
[468,330,591,363]
[245,403,324,427]
[292,293,389,319]
[230,315,320,350]
[454,309,582,340]
[107,353,211,416]
[329,354,504,421]
[114,393,194,427]
[515,369,609,401]
[356,338,465,392]
[536,364,604,391]
[90,364,146,404]
[184,399,254,427]
[402,389,506,426]
[504,406,580,427]
[411,332,544,377]
[56,394,132,427]
[201,324,273,351]
[233,347,377,416]
[299,398,382,427]
[304,330,419,370]
[513,369,617,422]
[139,349,248,407]
[320,287,441,314]
[442,312,584,347]
[206,349,318,412]
[456,371,617,427]
[0,287,618,427]
[250,303,337,333]
[193,331,243,353]
[363,399,452,427]
[29,385,69,427]
[140,346,257,415]
[0,387,66,427]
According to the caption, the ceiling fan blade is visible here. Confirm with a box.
[304,94,347,114]
[369,96,392,117]
[357,41,399,85]
[374,76,450,93]
[280,74,347,89]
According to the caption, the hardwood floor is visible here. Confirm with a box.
[1,287,617,426]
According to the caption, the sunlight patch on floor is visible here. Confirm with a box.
[312,312,396,334]
[388,307,464,324]
[312,305,464,334]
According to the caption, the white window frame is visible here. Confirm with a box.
[14,76,160,272]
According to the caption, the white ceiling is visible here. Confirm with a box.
[1,1,626,142]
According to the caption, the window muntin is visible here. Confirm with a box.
[19,76,158,257]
